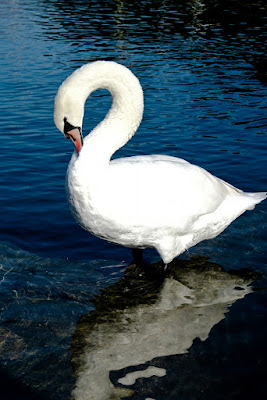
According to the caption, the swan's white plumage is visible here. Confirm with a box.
[54,61,266,264]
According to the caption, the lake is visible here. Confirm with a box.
[0,0,266,399]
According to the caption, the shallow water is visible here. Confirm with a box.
[0,0,266,399]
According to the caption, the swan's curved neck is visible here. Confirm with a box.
[68,62,144,166]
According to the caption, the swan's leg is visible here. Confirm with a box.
[131,248,166,281]
[132,248,144,266]
[164,264,168,271]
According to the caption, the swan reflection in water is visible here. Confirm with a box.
[71,257,260,400]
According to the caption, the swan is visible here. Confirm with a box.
[54,61,266,265]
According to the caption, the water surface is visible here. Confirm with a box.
[0,0,266,399]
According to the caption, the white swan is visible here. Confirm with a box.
[54,61,266,265]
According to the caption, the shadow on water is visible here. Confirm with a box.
[71,257,263,400]
[0,367,45,400]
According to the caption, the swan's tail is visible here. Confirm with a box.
[243,191,267,210]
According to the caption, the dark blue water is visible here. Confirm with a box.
[0,0,266,399]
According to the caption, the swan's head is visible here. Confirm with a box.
[54,60,144,155]
[54,69,86,154]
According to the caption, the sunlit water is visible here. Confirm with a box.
[0,0,266,399]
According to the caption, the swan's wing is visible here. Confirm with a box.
[108,155,235,229]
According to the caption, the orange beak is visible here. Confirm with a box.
[66,127,83,153]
